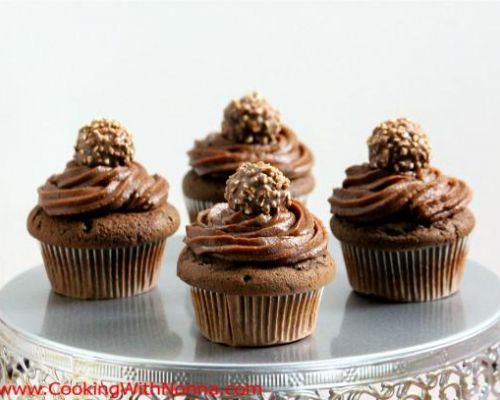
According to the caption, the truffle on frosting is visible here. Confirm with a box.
[368,118,431,172]
[74,118,135,167]
[224,161,291,216]
[221,91,282,145]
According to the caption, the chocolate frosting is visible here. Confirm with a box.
[185,200,328,265]
[188,126,313,180]
[38,161,168,216]
[329,164,472,224]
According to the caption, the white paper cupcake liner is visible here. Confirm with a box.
[40,239,167,299]
[184,195,309,222]
[190,287,323,347]
[184,197,219,222]
[340,237,469,302]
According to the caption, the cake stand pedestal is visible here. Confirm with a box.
[0,237,499,399]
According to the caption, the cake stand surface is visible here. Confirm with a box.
[0,237,499,399]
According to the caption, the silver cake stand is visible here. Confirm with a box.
[0,237,499,399]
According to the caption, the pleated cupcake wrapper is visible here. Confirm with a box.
[194,327,318,361]
[184,195,309,222]
[340,237,469,302]
[184,197,219,222]
[40,240,167,299]
[190,287,323,347]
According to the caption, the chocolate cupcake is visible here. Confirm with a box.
[27,118,180,299]
[178,162,335,347]
[183,91,315,221]
[329,118,474,302]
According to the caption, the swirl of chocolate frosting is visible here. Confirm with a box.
[329,164,472,224]
[38,161,169,216]
[185,200,328,265]
[188,126,313,180]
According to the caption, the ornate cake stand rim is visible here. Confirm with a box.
[1,309,499,372]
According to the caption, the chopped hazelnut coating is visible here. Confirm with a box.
[368,118,431,172]
[221,91,282,145]
[225,161,291,216]
[74,118,135,167]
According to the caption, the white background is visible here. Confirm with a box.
[0,1,499,287]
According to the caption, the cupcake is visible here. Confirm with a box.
[329,118,474,302]
[27,118,180,299]
[178,161,335,347]
[183,91,315,221]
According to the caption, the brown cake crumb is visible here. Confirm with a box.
[224,161,291,216]
[221,91,282,145]
[74,118,135,167]
[368,118,431,172]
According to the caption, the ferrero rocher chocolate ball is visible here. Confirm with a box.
[368,118,431,172]
[74,118,135,167]
[225,161,291,216]
[221,92,282,145]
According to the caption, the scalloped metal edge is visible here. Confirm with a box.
[0,314,498,390]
